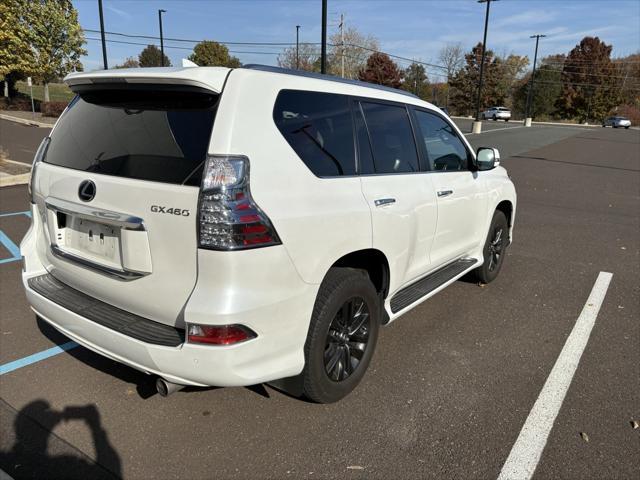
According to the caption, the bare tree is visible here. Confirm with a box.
[438,43,464,107]
[328,26,379,79]
[277,43,319,72]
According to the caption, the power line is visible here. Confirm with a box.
[85,37,283,56]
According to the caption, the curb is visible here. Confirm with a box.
[0,113,53,128]
[0,172,31,187]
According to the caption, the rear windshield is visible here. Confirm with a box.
[44,87,218,186]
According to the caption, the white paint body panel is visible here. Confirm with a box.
[21,66,516,387]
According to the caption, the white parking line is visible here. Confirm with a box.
[497,271,613,480]
[464,125,526,136]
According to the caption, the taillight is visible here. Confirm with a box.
[28,137,50,202]
[198,155,281,250]
[187,323,257,345]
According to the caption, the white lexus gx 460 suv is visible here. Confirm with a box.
[21,65,516,403]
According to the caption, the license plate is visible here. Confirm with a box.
[58,215,122,268]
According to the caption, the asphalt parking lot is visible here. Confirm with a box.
[0,119,638,479]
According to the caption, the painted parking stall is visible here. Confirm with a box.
[0,124,638,479]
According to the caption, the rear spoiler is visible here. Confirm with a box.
[64,66,230,94]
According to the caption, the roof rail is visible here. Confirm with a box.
[241,64,418,99]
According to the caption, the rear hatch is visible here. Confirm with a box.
[31,69,228,327]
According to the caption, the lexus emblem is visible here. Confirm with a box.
[78,180,96,202]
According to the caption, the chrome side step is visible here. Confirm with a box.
[390,258,477,313]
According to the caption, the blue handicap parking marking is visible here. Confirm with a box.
[0,230,21,264]
[0,341,80,375]
[0,210,31,264]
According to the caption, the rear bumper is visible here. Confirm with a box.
[20,206,318,387]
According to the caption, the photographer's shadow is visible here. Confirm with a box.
[0,399,121,479]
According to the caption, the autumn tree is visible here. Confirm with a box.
[449,43,500,115]
[114,57,139,69]
[189,40,241,67]
[328,26,379,79]
[401,63,430,100]
[138,45,171,68]
[555,36,618,122]
[277,43,319,71]
[358,52,403,88]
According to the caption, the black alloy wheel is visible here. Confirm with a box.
[324,297,371,382]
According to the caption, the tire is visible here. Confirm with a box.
[625,126,629,129]
[302,268,380,403]
[505,119,509,122]
[475,210,509,284]
[493,115,497,121]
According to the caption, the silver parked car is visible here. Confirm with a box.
[602,116,631,129]
[482,107,511,121]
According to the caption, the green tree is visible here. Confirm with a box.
[0,0,34,97]
[401,62,430,100]
[188,40,241,67]
[358,52,403,88]
[138,45,171,68]
[512,55,564,118]
[555,36,618,122]
[27,0,86,102]
[1,0,85,100]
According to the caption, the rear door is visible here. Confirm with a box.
[411,108,487,267]
[357,100,438,294]
[32,85,219,327]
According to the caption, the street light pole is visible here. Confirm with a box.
[158,9,166,67]
[525,34,546,126]
[473,0,497,134]
[296,25,301,69]
[321,0,327,74]
[98,0,108,69]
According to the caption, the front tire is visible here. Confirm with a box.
[475,210,509,284]
[625,126,630,129]
[302,268,380,403]
[493,115,497,121]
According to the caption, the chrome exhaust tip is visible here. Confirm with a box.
[156,377,185,397]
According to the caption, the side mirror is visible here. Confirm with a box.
[476,147,500,170]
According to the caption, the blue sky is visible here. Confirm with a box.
[75,0,640,80]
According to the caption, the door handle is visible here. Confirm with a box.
[437,190,453,198]
[374,198,396,207]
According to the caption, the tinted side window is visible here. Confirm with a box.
[360,102,419,174]
[354,104,375,175]
[413,109,468,171]
[273,90,355,176]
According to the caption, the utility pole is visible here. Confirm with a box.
[158,9,166,67]
[98,0,108,69]
[339,14,345,78]
[525,34,546,126]
[473,0,498,134]
[321,0,327,74]
[296,25,301,69]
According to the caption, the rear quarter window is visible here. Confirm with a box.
[273,90,355,177]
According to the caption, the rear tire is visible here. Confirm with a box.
[475,210,509,284]
[493,115,497,121]
[302,268,380,403]
[625,126,630,129]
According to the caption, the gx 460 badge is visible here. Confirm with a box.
[151,205,190,216]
